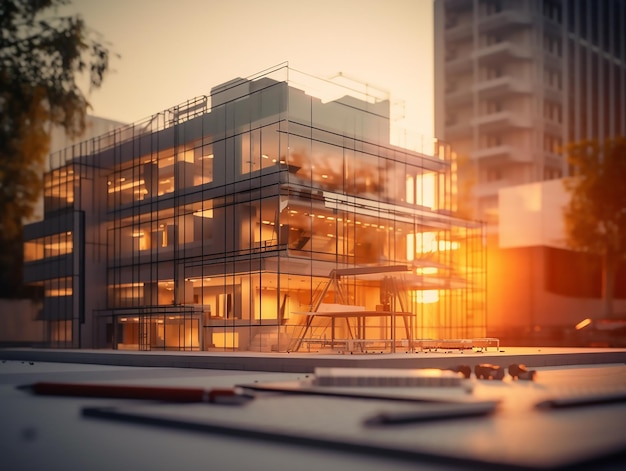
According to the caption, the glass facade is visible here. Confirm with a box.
[23,65,486,352]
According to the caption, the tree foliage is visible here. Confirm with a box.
[0,0,113,297]
[563,137,626,318]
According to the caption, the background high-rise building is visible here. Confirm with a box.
[434,0,626,233]
[434,0,626,344]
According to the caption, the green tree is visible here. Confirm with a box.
[563,137,626,319]
[0,0,114,297]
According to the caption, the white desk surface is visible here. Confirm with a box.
[1,358,625,471]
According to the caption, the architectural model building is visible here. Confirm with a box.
[23,65,486,351]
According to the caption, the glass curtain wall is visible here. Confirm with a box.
[105,72,289,351]
[26,146,91,347]
[278,80,486,350]
[28,64,486,351]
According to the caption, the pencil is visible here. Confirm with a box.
[363,400,499,426]
[17,382,253,404]
[535,390,626,409]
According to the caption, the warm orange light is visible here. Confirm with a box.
[107,179,144,193]
[416,172,436,209]
[415,232,437,253]
[406,175,415,204]
[575,318,592,330]
[416,290,439,303]
[46,288,73,296]
[406,233,415,261]
[212,332,239,348]
[193,209,214,218]
[438,240,460,251]
[414,233,459,254]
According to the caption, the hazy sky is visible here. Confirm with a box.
[59,0,434,137]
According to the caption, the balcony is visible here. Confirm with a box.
[475,75,532,98]
[474,41,531,63]
[470,145,532,164]
[543,18,562,36]
[445,22,472,42]
[445,54,473,74]
[444,0,472,9]
[444,121,472,139]
[445,86,473,106]
[543,48,563,65]
[478,10,532,32]
[471,110,533,131]
[543,86,563,103]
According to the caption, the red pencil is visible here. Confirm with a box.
[18,382,253,404]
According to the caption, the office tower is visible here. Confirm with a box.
[434,0,626,233]
[23,65,486,351]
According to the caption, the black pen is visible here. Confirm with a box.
[363,401,498,426]
[17,382,254,405]
[535,390,626,409]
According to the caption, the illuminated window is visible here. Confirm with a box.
[45,277,73,297]
[23,240,43,262]
[416,290,439,304]
[45,232,73,257]
[416,172,436,209]
[406,175,415,204]
[24,232,73,262]
[50,320,72,343]
[412,232,459,256]
[44,166,75,212]
[212,331,239,348]
[107,283,144,307]
[406,233,415,261]
[438,240,460,251]
[194,143,214,185]
[416,232,438,254]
